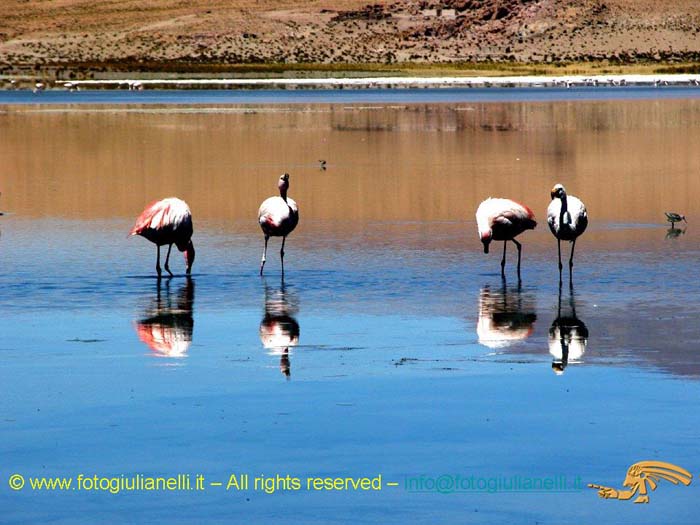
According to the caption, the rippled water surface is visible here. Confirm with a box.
[2,91,700,524]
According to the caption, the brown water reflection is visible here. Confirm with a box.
[1,100,699,223]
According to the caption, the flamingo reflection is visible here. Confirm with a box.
[260,280,300,378]
[549,285,588,374]
[477,284,537,349]
[135,278,195,358]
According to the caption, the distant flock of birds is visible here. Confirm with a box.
[126,176,685,285]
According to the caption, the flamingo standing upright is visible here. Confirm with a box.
[129,197,195,277]
[476,198,537,279]
[258,173,299,276]
[547,184,588,284]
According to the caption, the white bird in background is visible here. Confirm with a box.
[476,198,537,279]
[547,184,588,284]
[258,173,299,276]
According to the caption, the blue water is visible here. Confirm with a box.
[2,92,700,523]
[3,86,700,105]
[1,215,700,524]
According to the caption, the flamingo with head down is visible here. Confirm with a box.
[130,197,195,277]
[476,198,537,280]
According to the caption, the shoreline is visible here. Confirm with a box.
[5,73,700,92]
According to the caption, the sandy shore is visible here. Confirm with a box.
[42,74,700,90]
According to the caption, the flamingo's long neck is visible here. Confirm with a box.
[559,193,568,213]
[558,193,569,225]
[279,183,288,202]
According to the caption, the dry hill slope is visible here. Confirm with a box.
[1,0,699,75]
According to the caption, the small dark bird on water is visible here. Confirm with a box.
[665,212,687,229]
[319,160,327,171]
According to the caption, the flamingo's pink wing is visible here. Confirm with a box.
[130,200,171,235]
[493,214,513,226]
[518,203,536,221]
[498,204,537,227]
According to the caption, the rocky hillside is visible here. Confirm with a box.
[1,0,699,74]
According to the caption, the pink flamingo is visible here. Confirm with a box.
[129,197,195,277]
[476,198,537,279]
[258,174,299,276]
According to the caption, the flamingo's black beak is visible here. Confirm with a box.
[482,241,490,254]
[184,241,195,275]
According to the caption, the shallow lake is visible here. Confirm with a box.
[1,90,700,523]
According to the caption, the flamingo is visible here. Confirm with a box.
[129,197,195,277]
[547,184,588,284]
[258,173,299,276]
[476,198,537,279]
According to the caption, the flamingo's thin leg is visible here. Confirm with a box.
[513,239,522,280]
[558,238,563,286]
[164,243,174,277]
[260,235,269,276]
[280,236,287,276]
[156,245,162,278]
[569,239,576,283]
[501,241,507,277]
